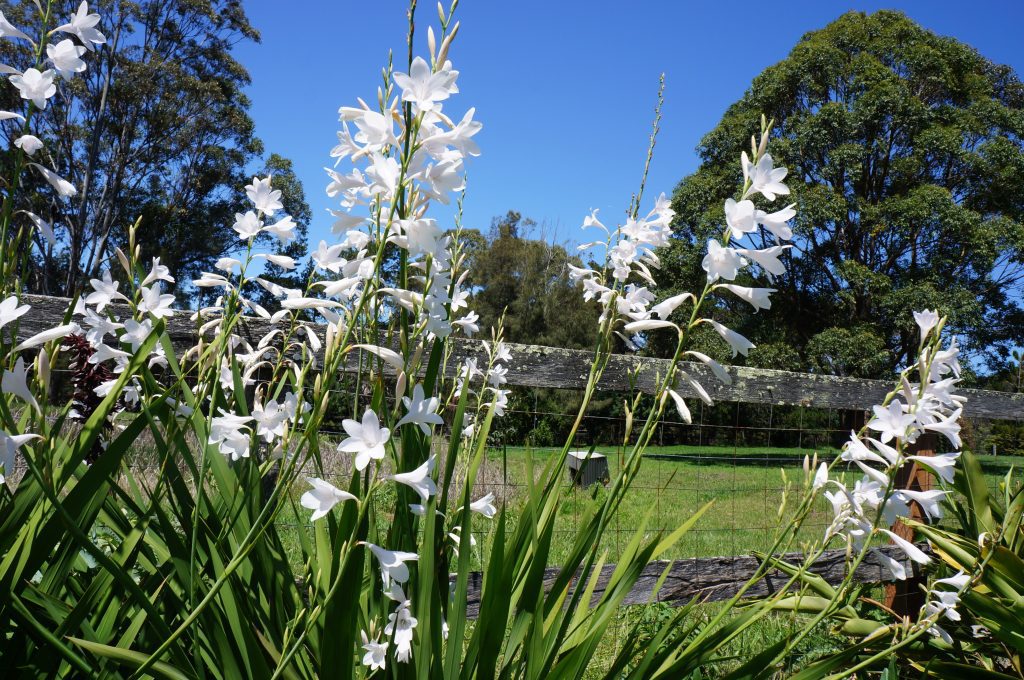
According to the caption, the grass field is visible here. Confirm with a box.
[270,442,1024,676]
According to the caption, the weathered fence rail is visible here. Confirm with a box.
[458,544,918,618]
[19,294,1024,418]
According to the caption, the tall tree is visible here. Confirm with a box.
[658,10,1024,377]
[468,210,600,350]
[0,0,298,299]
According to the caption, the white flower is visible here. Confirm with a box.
[255,253,296,270]
[47,39,87,78]
[338,107,397,150]
[208,410,253,461]
[89,342,130,365]
[1,430,39,485]
[0,11,31,42]
[813,462,829,490]
[120,318,152,353]
[366,154,402,196]
[139,283,175,319]
[55,2,106,50]
[311,240,345,272]
[142,257,175,285]
[923,408,962,449]
[30,163,76,197]
[394,218,444,257]
[252,394,298,442]
[392,455,437,503]
[735,245,790,280]
[14,135,43,155]
[233,210,263,239]
[21,212,55,245]
[0,296,30,332]
[718,284,775,311]
[338,409,390,471]
[743,152,790,201]
[650,292,694,320]
[704,319,755,357]
[361,632,387,671]
[397,384,444,435]
[263,215,296,242]
[300,477,357,521]
[867,401,916,444]
[385,599,418,663]
[14,322,79,351]
[470,492,497,518]
[907,451,960,485]
[85,270,127,311]
[755,204,796,241]
[394,56,457,113]
[215,257,241,273]
[10,69,56,109]
[2,357,40,413]
[193,272,231,289]
[895,489,948,522]
[684,350,732,385]
[453,310,480,336]
[913,309,940,342]
[624,319,676,334]
[702,239,744,282]
[925,588,963,623]
[882,529,931,565]
[245,176,283,215]
[667,389,691,424]
[724,198,756,238]
[366,543,418,586]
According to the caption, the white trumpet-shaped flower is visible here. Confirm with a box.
[366,543,418,586]
[10,69,56,109]
[0,296,30,332]
[394,56,458,113]
[392,455,437,503]
[702,239,745,282]
[397,384,444,435]
[55,2,106,50]
[47,39,87,78]
[2,357,40,413]
[704,319,755,357]
[1,430,39,485]
[470,492,497,518]
[300,477,357,521]
[338,408,390,471]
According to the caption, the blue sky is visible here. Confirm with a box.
[235,1,1024,248]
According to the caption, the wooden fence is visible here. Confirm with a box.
[13,294,1024,613]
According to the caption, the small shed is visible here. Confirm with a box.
[567,450,609,488]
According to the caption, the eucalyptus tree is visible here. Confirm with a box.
[0,0,305,299]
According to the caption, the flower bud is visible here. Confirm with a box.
[436,22,459,65]
[395,370,407,405]
[37,349,50,393]
[115,247,132,279]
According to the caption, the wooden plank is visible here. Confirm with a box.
[15,294,1024,420]
[885,433,936,615]
[458,544,919,619]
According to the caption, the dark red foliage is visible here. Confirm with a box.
[62,334,116,464]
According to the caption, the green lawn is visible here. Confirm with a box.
[270,442,1023,677]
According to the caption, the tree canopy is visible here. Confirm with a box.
[657,10,1024,377]
[1,0,306,300]
[466,210,600,350]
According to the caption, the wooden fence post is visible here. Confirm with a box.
[884,432,937,616]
